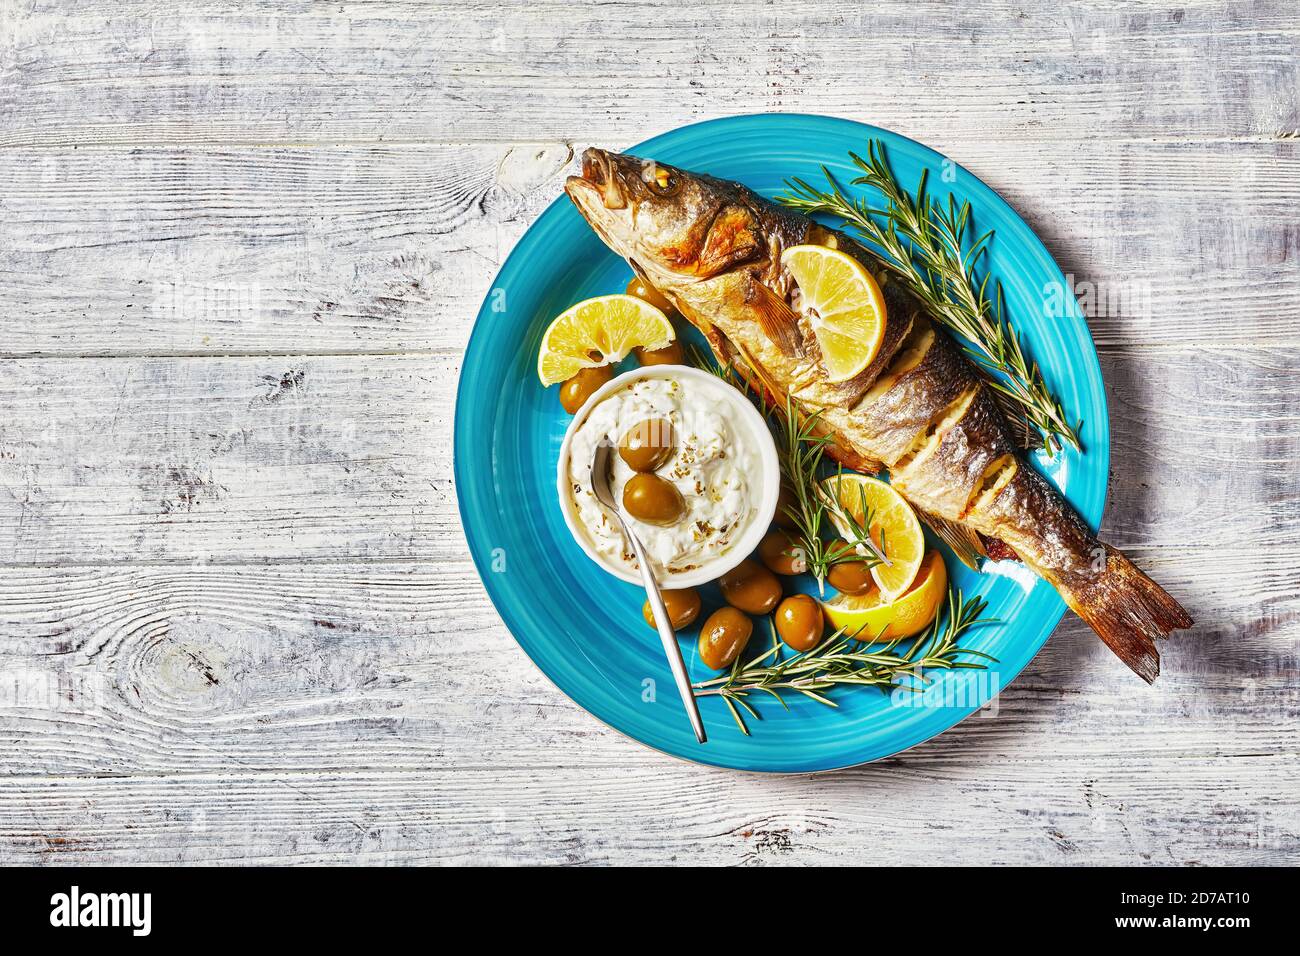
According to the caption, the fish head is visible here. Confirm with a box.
[565,148,768,289]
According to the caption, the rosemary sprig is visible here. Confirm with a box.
[691,346,885,594]
[779,140,1081,455]
[694,589,997,736]
[773,392,886,592]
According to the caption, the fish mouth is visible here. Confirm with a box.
[565,147,627,211]
[578,147,611,188]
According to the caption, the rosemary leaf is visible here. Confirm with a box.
[798,690,839,707]
[730,693,761,721]
[694,589,997,732]
[779,140,1082,454]
[722,695,751,736]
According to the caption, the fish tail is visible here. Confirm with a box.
[1057,544,1193,683]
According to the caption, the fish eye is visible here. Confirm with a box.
[642,163,681,197]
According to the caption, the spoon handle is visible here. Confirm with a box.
[623,524,707,744]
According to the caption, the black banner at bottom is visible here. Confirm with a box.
[0,865,1273,941]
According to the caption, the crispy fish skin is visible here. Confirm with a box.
[566,148,1192,681]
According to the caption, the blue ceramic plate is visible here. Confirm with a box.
[454,114,1107,772]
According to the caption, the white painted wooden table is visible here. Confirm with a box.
[1,0,1297,866]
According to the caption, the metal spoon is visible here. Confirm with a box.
[590,442,707,743]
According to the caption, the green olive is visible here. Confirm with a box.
[618,417,676,473]
[634,341,685,366]
[827,542,875,595]
[758,529,806,576]
[718,559,782,615]
[773,484,801,531]
[698,607,754,670]
[625,276,677,316]
[559,365,614,414]
[622,473,685,526]
[775,594,824,652]
[642,588,702,631]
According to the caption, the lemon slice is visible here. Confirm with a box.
[780,244,886,382]
[822,550,947,641]
[822,473,925,601]
[537,294,675,386]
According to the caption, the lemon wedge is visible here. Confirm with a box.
[537,294,675,386]
[780,244,886,382]
[822,473,925,601]
[822,550,947,641]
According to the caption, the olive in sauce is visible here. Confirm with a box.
[758,529,807,576]
[559,365,614,414]
[642,588,702,632]
[827,542,875,596]
[622,473,686,526]
[634,341,685,366]
[718,559,782,615]
[698,607,753,670]
[775,594,824,652]
[618,417,676,473]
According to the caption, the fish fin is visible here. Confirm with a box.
[915,509,986,571]
[732,340,785,408]
[662,276,729,363]
[744,277,802,356]
[702,323,733,366]
[983,378,1036,450]
[1059,544,1194,683]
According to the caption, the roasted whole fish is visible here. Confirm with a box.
[565,148,1193,682]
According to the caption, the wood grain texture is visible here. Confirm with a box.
[2,1,1296,148]
[1,0,1297,866]
[0,139,1296,355]
[0,553,1295,864]
[1,349,1295,564]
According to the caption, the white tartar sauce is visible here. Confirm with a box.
[567,376,761,576]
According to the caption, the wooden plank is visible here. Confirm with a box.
[1,0,1295,870]
[0,753,1295,865]
[1101,346,1300,549]
[0,552,1294,864]
[0,348,1295,565]
[0,353,458,565]
[0,143,569,357]
[0,548,1292,774]
[2,1,1295,149]
[0,140,1296,356]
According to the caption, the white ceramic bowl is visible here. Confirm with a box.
[556,364,780,588]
